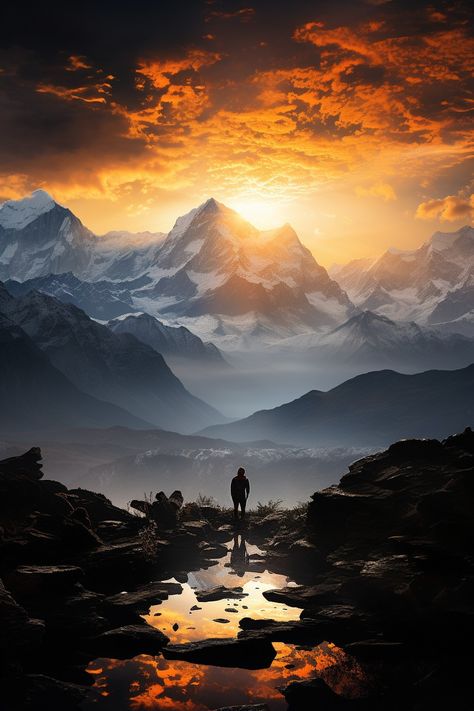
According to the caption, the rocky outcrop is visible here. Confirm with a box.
[251,428,474,707]
[2,433,473,710]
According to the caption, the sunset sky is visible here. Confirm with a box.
[1,0,473,264]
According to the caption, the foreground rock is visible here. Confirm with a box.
[258,428,474,707]
[163,637,276,669]
[86,624,170,659]
[104,580,182,621]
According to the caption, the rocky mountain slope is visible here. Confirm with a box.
[1,286,224,433]
[5,272,143,321]
[0,190,165,283]
[331,225,474,332]
[201,364,474,446]
[107,312,227,366]
[0,308,147,433]
[0,192,354,348]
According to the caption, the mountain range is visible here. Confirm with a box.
[1,189,474,424]
[275,310,474,371]
[330,225,474,333]
[201,364,474,448]
[0,282,224,433]
[0,191,354,348]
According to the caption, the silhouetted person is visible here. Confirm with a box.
[231,467,250,520]
[230,533,249,577]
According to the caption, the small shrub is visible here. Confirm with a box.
[255,499,283,517]
[286,500,309,527]
[195,493,218,508]
[138,520,160,558]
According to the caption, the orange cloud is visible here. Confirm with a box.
[137,49,221,90]
[416,193,474,221]
[356,182,396,201]
[36,83,111,104]
[66,55,93,71]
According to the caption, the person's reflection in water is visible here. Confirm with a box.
[230,533,249,577]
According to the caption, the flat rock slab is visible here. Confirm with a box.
[200,543,229,558]
[163,636,276,669]
[5,565,83,598]
[262,583,341,608]
[196,586,247,603]
[87,624,170,659]
[105,581,182,617]
[238,619,324,646]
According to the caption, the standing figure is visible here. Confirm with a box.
[231,467,250,520]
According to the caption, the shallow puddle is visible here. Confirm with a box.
[82,537,368,709]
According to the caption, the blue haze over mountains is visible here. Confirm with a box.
[1,190,473,505]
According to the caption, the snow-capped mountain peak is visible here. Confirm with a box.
[0,189,57,230]
[428,225,474,253]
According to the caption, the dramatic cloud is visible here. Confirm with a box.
[416,194,474,221]
[0,0,472,259]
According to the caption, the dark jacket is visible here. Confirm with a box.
[231,476,250,501]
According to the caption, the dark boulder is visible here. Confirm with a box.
[163,636,276,669]
[4,565,84,602]
[0,447,43,480]
[10,674,89,711]
[66,488,133,525]
[104,581,182,621]
[280,677,362,709]
[86,623,170,659]
[0,579,44,655]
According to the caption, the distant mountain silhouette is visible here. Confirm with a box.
[200,364,474,447]
[0,311,148,433]
[107,312,227,366]
[1,286,224,433]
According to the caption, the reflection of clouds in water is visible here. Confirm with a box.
[84,545,370,709]
[87,643,369,710]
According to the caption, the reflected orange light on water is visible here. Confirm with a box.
[86,642,369,710]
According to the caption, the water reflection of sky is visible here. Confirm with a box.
[83,539,369,709]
